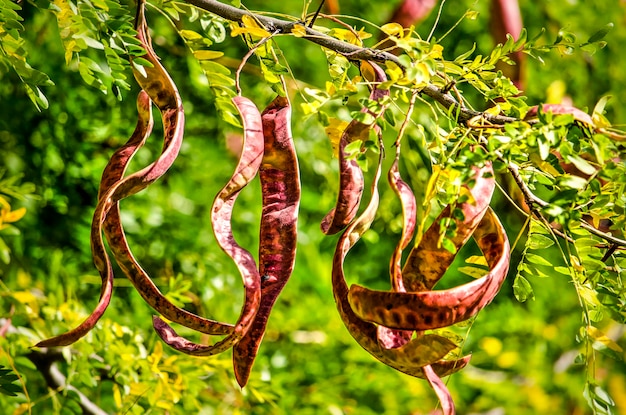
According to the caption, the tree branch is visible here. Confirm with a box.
[27,349,109,415]
[497,148,626,248]
[183,0,517,125]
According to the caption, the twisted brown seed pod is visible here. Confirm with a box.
[348,206,510,331]
[331,146,471,378]
[233,95,301,387]
[321,61,389,235]
[103,1,234,336]
[153,96,263,356]
[35,92,155,348]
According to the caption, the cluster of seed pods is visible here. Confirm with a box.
[325,62,511,413]
[36,1,511,411]
[37,0,300,389]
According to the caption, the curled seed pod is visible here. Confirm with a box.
[233,95,301,387]
[35,92,154,348]
[378,163,493,349]
[401,164,496,292]
[104,0,231,335]
[106,3,230,335]
[348,207,510,331]
[422,364,456,415]
[321,61,389,235]
[153,96,263,356]
[331,148,469,378]
[99,97,232,337]
[377,148,418,349]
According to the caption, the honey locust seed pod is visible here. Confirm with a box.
[233,95,301,387]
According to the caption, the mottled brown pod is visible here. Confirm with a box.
[35,92,154,348]
[233,95,301,387]
[331,149,471,379]
[321,61,389,235]
[348,207,510,331]
[153,96,263,356]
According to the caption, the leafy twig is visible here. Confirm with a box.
[183,0,517,125]
[492,145,626,248]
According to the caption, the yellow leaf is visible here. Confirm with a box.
[0,196,8,211]
[193,50,224,60]
[3,207,26,223]
[466,255,488,266]
[587,326,624,353]
[179,29,203,40]
[380,23,404,37]
[384,61,403,82]
[325,81,336,96]
[359,61,377,84]
[231,25,271,38]
[428,44,444,59]
[12,403,33,415]
[330,28,371,45]
[113,384,123,408]
[325,118,350,158]
[12,291,37,305]
[237,14,271,38]
[423,165,442,205]
[291,24,307,38]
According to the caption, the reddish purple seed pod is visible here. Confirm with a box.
[233,95,301,387]
[321,62,389,235]
[153,95,263,356]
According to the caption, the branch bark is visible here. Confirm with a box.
[184,0,517,124]
[27,349,109,415]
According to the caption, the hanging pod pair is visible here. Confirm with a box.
[37,0,301,389]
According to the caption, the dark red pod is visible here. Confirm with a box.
[401,164,496,292]
[153,96,263,356]
[321,61,389,235]
[233,95,301,387]
[348,208,510,331]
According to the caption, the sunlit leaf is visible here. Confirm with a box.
[513,275,534,302]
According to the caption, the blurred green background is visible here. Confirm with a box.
[0,0,625,414]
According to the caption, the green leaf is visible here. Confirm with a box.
[527,234,555,250]
[344,140,363,157]
[566,155,597,176]
[525,253,553,267]
[0,365,20,396]
[586,23,614,44]
[513,275,534,302]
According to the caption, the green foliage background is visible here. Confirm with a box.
[0,0,625,414]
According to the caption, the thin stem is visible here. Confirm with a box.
[235,30,280,95]
[427,0,446,42]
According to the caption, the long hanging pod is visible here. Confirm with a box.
[35,92,154,347]
[233,95,301,387]
[103,0,235,337]
[153,96,264,356]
